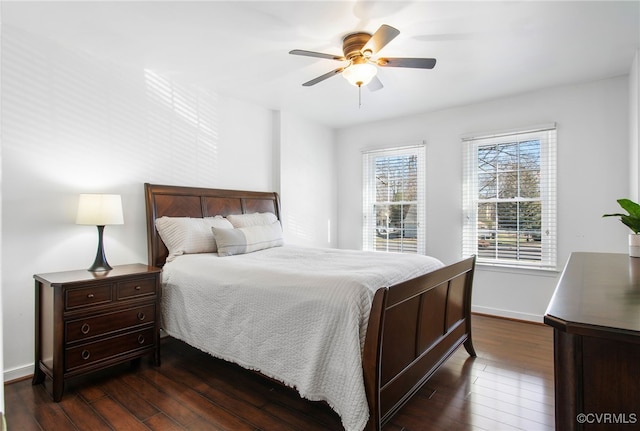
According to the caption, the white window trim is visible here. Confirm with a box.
[462,124,557,271]
[362,143,426,254]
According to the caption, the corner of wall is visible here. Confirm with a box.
[630,49,639,201]
[272,109,282,196]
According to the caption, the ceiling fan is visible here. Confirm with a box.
[289,24,436,91]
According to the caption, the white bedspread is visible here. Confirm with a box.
[161,245,443,431]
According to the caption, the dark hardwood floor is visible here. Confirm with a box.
[5,314,554,431]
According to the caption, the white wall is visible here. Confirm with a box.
[337,76,630,322]
[1,25,334,381]
[0,8,4,417]
[279,111,337,248]
[631,50,639,200]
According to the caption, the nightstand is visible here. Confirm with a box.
[32,264,161,401]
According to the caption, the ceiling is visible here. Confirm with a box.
[3,1,640,128]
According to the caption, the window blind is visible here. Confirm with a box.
[462,125,557,270]
[362,144,426,254]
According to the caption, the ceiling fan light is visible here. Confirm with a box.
[342,63,377,87]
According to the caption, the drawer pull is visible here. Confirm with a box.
[135,286,141,291]
[137,312,146,321]
[137,335,145,344]
[81,323,91,334]
[81,350,91,360]
[87,293,95,299]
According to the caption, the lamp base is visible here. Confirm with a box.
[88,261,113,272]
[88,225,113,272]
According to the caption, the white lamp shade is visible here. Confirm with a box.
[342,63,377,87]
[76,194,124,226]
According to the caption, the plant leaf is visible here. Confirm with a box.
[617,198,640,218]
[621,214,640,234]
[603,199,640,233]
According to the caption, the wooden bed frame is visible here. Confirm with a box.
[144,183,476,431]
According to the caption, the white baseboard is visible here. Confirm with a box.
[472,305,543,323]
[4,364,33,383]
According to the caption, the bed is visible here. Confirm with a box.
[144,183,476,431]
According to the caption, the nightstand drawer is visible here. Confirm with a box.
[66,327,155,372]
[117,277,157,300]
[66,304,156,343]
[65,284,112,309]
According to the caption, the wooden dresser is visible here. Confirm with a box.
[32,264,161,401]
[544,252,640,430]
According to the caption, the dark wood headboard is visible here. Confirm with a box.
[144,183,281,268]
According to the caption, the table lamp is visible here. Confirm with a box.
[76,194,124,272]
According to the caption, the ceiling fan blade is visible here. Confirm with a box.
[289,49,345,61]
[367,75,384,92]
[302,67,345,86]
[362,24,400,55]
[377,58,437,69]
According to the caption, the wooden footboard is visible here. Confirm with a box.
[362,255,476,431]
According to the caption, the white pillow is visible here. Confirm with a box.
[212,221,283,257]
[226,212,277,228]
[155,216,233,262]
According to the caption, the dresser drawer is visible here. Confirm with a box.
[65,284,112,310]
[66,304,156,343]
[65,327,155,372]
[116,277,157,300]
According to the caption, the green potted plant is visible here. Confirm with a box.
[603,198,640,257]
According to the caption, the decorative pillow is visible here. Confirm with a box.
[212,221,283,257]
[155,216,233,262]
[226,212,278,228]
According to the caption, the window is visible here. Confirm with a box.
[462,125,557,270]
[363,144,426,254]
